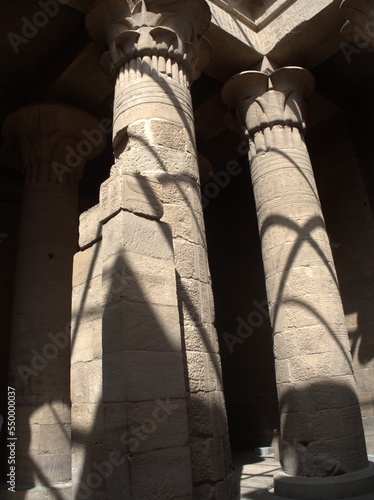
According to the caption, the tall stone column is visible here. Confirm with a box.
[76,0,235,497]
[2,104,105,499]
[222,68,374,499]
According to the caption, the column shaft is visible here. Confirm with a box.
[222,68,371,491]
[2,104,104,498]
[75,0,236,497]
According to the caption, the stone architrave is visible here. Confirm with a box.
[73,0,236,497]
[2,104,105,499]
[222,67,374,499]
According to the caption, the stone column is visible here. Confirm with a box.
[78,0,235,497]
[2,104,105,499]
[222,68,374,499]
[340,0,374,54]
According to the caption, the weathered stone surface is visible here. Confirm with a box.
[180,277,214,324]
[130,447,193,499]
[102,300,182,353]
[102,210,174,261]
[173,238,211,283]
[162,204,207,247]
[68,1,234,497]
[102,351,186,402]
[126,398,189,453]
[73,240,103,286]
[71,402,103,446]
[184,321,220,353]
[187,391,229,439]
[190,438,225,483]
[186,352,223,393]
[102,251,178,307]
[222,67,369,481]
[72,273,102,324]
[79,204,102,249]
[71,359,102,403]
[100,172,163,222]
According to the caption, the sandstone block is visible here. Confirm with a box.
[173,239,210,283]
[39,423,71,456]
[179,277,214,325]
[71,318,101,363]
[71,402,103,446]
[32,454,71,484]
[102,300,182,352]
[102,251,178,307]
[79,204,102,249]
[102,351,186,402]
[73,241,102,286]
[147,119,185,151]
[186,352,222,393]
[102,210,173,261]
[130,447,192,499]
[159,175,202,213]
[184,321,220,353]
[188,392,211,436]
[162,204,206,247]
[190,438,225,483]
[126,398,189,453]
[288,353,331,382]
[276,359,291,384]
[100,172,163,222]
[71,359,102,403]
[72,274,102,325]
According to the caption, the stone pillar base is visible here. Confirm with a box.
[274,462,374,499]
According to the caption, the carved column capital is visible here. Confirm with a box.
[2,104,105,188]
[222,67,314,155]
[222,67,315,136]
[340,0,374,52]
[86,0,211,84]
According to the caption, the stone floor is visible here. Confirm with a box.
[233,452,374,500]
[233,452,281,499]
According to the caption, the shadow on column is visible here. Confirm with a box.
[70,243,231,498]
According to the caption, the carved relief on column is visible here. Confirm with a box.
[223,68,314,157]
[222,68,372,494]
[86,0,211,150]
[82,2,236,497]
[340,0,374,52]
